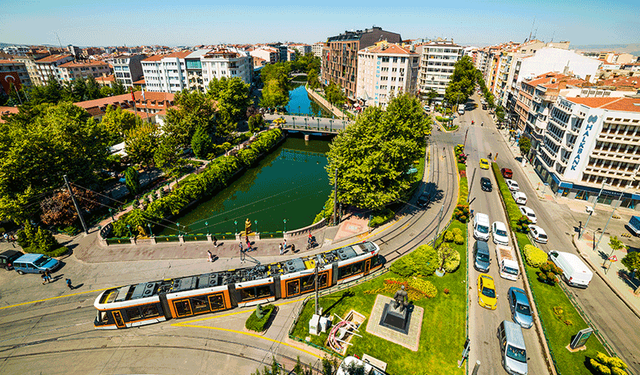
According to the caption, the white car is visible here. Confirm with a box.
[529,225,548,244]
[492,221,509,245]
[519,206,537,224]
[506,179,520,191]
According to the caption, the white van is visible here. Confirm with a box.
[548,251,593,288]
[474,213,490,241]
[511,191,527,205]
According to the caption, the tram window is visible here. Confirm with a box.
[286,280,300,296]
[240,287,256,301]
[125,307,142,321]
[209,294,225,310]
[338,261,364,279]
[174,300,192,317]
[140,304,160,318]
[97,311,108,323]
[256,285,272,298]
[191,296,210,313]
[371,255,380,267]
[319,272,328,288]
[301,275,315,292]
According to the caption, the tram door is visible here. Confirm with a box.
[286,280,300,297]
[112,311,125,328]
[364,259,371,275]
[173,299,193,317]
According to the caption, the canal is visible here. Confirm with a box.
[160,136,332,236]
[286,84,332,117]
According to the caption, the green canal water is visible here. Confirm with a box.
[160,136,332,236]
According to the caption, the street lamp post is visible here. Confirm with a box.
[596,186,629,251]
[147,223,153,237]
[283,219,287,233]
[205,221,209,235]
[254,220,258,234]
[580,179,607,239]
[109,208,115,221]
[126,224,132,238]
[176,222,180,236]
[234,220,238,235]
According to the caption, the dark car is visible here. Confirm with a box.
[473,240,491,272]
[416,193,430,208]
[481,177,492,192]
[501,168,513,179]
[0,250,23,271]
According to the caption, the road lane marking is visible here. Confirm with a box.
[0,286,115,310]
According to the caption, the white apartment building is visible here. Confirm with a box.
[312,42,325,58]
[34,54,74,83]
[249,47,279,64]
[0,60,32,90]
[112,54,147,89]
[58,60,112,81]
[534,95,640,210]
[417,39,462,102]
[200,47,252,87]
[518,47,600,84]
[356,43,420,108]
[143,48,252,93]
[289,44,312,55]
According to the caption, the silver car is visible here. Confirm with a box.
[508,287,533,329]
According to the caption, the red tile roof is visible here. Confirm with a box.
[95,75,115,83]
[133,78,145,84]
[143,51,192,62]
[361,44,418,55]
[74,91,175,117]
[566,97,640,113]
[59,60,109,68]
[35,54,73,63]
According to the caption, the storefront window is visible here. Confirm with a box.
[575,190,589,201]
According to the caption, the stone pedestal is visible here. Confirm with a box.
[178,235,184,244]
[129,237,136,245]
[150,236,157,245]
[207,234,212,243]
[255,232,261,240]
[235,233,241,241]
[381,303,410,334]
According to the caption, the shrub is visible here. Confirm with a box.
[451,228,462,237]
[537,261,562,285]
[589,352,628,375]
[17,221,65,256]
[515,215,531,233]
[457,163,467,172]
[438,245,461,273]
[443,230,454,242]
[245,304,276,332]
[391,244,439,277]
[390,256,414,277]
[456,153,467,165]
[454,204,470,223]
[454,234,465,245]
[408,277,438,298]
[523,244,547,268]
[369,208,395,228]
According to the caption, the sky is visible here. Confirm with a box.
[1,0,638,48]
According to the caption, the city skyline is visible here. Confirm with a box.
[1,0,639,48]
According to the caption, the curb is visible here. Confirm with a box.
[571,234,640,321]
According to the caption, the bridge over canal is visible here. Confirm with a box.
[264,114,353,135]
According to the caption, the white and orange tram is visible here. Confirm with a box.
[94,241,381,329]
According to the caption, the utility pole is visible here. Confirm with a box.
[580,179,607,239]
[468,168,476,203]
[332,168,338,226]
[314,260,320,315]
[435,203,445,250]
[63,175,88,235]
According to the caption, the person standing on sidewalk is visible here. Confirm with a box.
[279,243,283,255]
[213,236,218,248]
[283,238,287,250]
[207,250,213,262]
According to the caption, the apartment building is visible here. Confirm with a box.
[534,95,640,210]
[249,47,280,64]
[200,47,252,87]
[58,60,112,81]
[289,44,312,55]
[356,43,420,108]
[417,39,462,102]
[142,51,192,93]
[34,54,74,83]
[0,60,32,94]
[2,46,30,56]
[323,27,402,101]
[14,52,48,86]
[112,54,147,89]
[312,42,325,58]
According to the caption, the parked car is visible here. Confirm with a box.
[474,240,491,272]
[506,179,520,191]
[478,274,497,310]
[508,287,533,329]
[416,193,430,208]
[497,320,528,375]
[519,206,537,224]
[529,225,548,244]
[13,253,60,275]
[549,251,593,288]
[511,191,528,205]
[481,177,493,192]
[474,213,491,241]
[492,221,510,245]
[479,158,490,170]
[0,250,23,271]
[501,168,513,179]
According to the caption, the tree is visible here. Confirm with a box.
[324,82,346,107]
[102,105,142,144]
[154,135,186,183]
[99,85,113,97]
[191,125,214,159]
[207,77,251,137]
[125,123,160,167]
[164,90,216,147]
[622,251,640,277]
[326,94,429,210]
[40,186,99,227]
[609,236,627,253]
[85,76,101,100]
[248,113,264,133]
[519,136,532,156]
[259,62,291,110]
[444,56,477,106]
[124,166,141,195]
[0,102,109,222]
[426,89,438,106]
[112,80,126,95]
[307,68,321,90]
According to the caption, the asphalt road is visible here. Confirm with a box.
[463,93,640,374]
[462,110,551,375]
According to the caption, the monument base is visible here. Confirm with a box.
[366,295,424,352]
[380,303,410,334]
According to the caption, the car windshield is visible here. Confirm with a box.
[34,256,51,267]
[506,267,519,276]
[506,345,527,363]
[482,286,495,298]
[477,252,490,262]
[478,225,489,234]
[516,302,531,316]
[497,229,507,236]
[539,234,548,239]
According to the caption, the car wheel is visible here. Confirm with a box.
[17,270,24,275]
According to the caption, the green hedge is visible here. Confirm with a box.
[369,208,395,227]
[111,129,283,237]
[491,163,522,228]
[245,304,276,332]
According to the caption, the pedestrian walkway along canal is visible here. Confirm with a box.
[160,136,331,236]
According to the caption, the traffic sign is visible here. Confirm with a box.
[609,255,618,262]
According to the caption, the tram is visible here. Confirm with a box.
[93,241,381,329]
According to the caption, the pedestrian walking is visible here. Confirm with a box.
[3,233,7,242]
[283,238,287,250]
[291,244,296,253]
[207,250,213,262]
[213,236,218,248]
[279,243,283,255]
[239,241,243,253]
[41,272,47,285]
[246,238,252,252]
[66,278,73,290]
[45,270,52,283]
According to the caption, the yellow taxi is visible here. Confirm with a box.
[479,158,490,169]
[478,274,497,310]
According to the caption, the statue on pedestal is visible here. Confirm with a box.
[245,218,252,234]
[393,285,409,312]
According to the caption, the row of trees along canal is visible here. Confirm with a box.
[258,53,346,112]
[0,73,272,247]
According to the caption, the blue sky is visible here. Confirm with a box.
[1,0,638,47]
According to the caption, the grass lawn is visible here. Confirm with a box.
[290,221,468,374]
[493,163,607,375]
